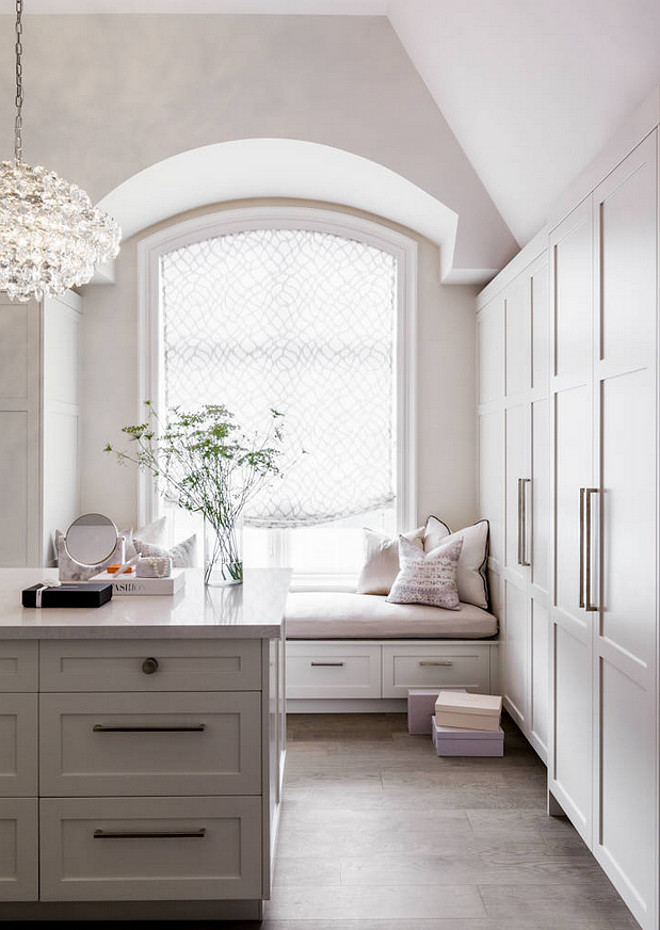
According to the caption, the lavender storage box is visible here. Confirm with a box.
[408,688,466,735]
[431,718,504,757]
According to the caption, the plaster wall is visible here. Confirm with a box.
[0,13,517,275]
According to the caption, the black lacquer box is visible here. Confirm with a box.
[22,583,113,608]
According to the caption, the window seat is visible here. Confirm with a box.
[285,591,498,640]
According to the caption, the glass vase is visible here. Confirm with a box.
[204,518,243,586]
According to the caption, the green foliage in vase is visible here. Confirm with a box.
[104,401,286,537]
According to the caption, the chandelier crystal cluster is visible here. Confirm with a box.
[0,0,120,303]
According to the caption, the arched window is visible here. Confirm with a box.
[139,207,416,586]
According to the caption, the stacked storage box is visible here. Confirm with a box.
[432,691,504,757]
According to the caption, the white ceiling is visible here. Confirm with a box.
[3,0,660,246]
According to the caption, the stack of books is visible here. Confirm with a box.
[432,690,504,757]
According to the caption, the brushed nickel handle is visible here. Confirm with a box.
[94,828,206,840]
[311,661,345,667]
[579,487,585,609]
[517,477,523,564]
[92,724,206,733]
[419,661,453,667]
[520,478,531,566]
[585,487,599,612]
[141,657,159,675]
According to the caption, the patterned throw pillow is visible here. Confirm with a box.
[387,536,463,610]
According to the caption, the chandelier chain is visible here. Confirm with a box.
[14,0,23,163]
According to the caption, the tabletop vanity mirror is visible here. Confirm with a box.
[58,513,125,581]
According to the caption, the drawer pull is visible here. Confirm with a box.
[92,724,206,733]
[94,828,206,840]
[310,661,345,667]
[141,657,159,675]
[419,660,454,667]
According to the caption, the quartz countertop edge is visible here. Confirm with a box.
[0,567,291,640]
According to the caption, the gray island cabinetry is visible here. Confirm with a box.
[0,567,289,922]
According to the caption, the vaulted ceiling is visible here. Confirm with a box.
[3,0,660,249]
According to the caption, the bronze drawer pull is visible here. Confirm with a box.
[141,657,159,675]
[310,661,345,667]
[419,660,453,667]
[92,724,206,733]
[94,828,206,839]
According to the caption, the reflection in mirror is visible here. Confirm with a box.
[64,513,119,567]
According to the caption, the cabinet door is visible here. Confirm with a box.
[478,298,504,404]
[0,798,38,901]
[549,198,594,844]
[505,402,531,582]
[478,409,504,565]
[502,579,529,730]
[505,276,531,397]
[592,132,658,929]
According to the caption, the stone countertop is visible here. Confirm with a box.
[0,568,291,639]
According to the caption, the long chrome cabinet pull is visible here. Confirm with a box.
[517,478,523,564]
[585,487,599,612]
[311,661,344,667]
[419,660,453,667]
[520,478,531,566]
[579,487,585,608]
[92,724,206,733]
[94,828,206,840]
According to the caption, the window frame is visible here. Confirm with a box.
[137,205,418,579]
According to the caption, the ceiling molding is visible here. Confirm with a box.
[0,1,389,13]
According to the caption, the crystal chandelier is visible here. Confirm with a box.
[0,0,120,302]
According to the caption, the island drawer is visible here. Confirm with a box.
[39,691,261,797]
[39,796,262,901]
[0,799,38,901]
[0,694,37,797]
[0,642,37,692]
[40,639,262,692]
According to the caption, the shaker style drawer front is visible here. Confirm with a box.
[0,641,37,692]
[382,645,491,697]
[0,694,37,797]
[0,798,38,901]
[39,796,262,901]
[286,643,381,698]
[40,639,261,692]
[39,691,262,797]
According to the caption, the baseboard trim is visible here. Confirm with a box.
[287,698,407,713]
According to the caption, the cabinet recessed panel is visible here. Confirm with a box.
[598,661,654,916]
[552,209,592,381]
[0,412,29,566]
[0,798,38,901]
[479,410,503,563]
[0,694,37,796]
[505,404,530,576]
[0,306,29,400]
[531,261,549,391]
[502,581,528,726]
[553,623,591,836]
[505,278,531,397]
[478,299,504,404]
[531,397,550,594]
[530,600,549,754]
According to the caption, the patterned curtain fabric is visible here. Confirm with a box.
[160,228,397,528]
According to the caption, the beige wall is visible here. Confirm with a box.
[80,199,478,534]
[0,14,516,274]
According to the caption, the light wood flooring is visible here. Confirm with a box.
[257,712,637,930]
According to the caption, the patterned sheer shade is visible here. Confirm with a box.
[160,228,397,528]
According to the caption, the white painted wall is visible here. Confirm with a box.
[0,13,516,277]
[79,200,478,535]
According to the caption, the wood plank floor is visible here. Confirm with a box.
[204,712,637,930]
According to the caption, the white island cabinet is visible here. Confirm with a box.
[0,567,289,922]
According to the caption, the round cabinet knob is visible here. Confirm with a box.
[141,657,159,675]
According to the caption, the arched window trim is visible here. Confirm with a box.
[137,204,418,559]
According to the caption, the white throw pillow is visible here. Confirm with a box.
[424,518,490,609]
[122,516,168,560]
[387,536,463,610]
[133,534,197,568]
[356,526,424,595]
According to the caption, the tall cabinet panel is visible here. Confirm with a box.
[477,247,550,762]
[0,292,81,567]
[592,132,658,929]
[548,132,658,930]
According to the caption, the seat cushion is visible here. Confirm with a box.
[285,592,498,639]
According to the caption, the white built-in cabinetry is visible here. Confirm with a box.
[0,291,81,566]
[477,241,550,762]
[548,131,658,930]
[479,111,659,930]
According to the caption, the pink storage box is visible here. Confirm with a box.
[407,688,467,735]
[431,718,504,757]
